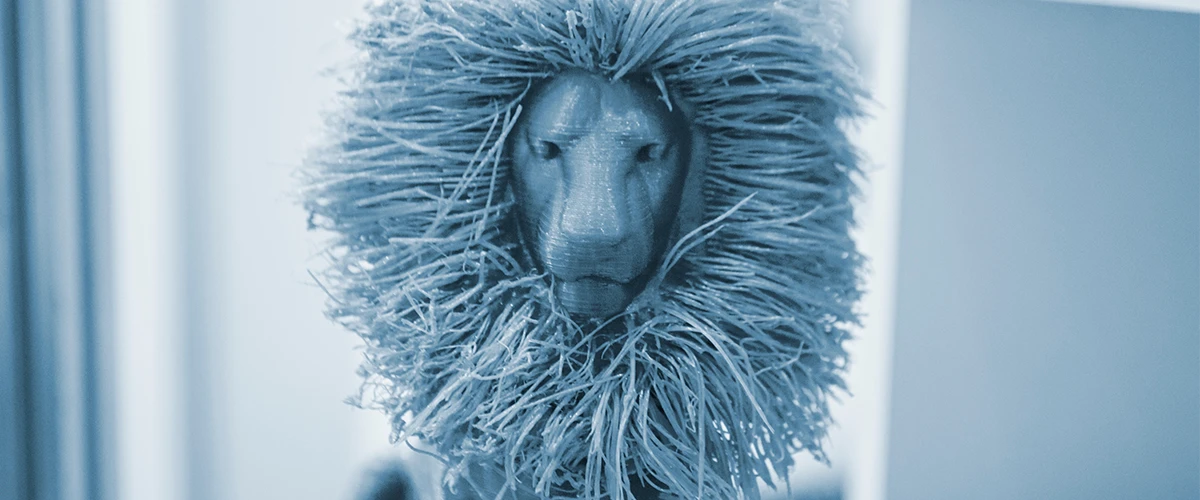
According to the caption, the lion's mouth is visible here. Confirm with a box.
[543,252,646,284]
[541,246,660,318]
[552,276,637,318]
[557,271,632,285]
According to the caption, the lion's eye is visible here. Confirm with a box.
[536,141,561,161]
[635,143,662,163]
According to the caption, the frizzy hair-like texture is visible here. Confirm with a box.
[304,0,864,498]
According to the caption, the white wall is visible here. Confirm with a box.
[185,0,401,498]
[110,1,399,499]
[109,0,189,498]
[841,1,910,499]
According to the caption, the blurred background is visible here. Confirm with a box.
[0,0,1196,499]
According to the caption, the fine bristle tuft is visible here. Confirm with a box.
[305,1,865,498]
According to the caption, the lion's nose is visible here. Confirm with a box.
[558,164,627,248]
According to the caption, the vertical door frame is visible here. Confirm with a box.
[0,0,112,499]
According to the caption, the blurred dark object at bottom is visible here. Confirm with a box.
[356,460,417,500]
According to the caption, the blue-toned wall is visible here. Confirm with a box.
[888,1,1200,499]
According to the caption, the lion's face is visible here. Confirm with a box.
[510,70,692,318]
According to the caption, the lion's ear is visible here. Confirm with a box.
[670,101,707,248]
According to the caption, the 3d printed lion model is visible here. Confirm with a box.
[305,1,864,498]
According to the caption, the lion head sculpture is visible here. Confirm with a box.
[305,0,864,498]
[510,69,699,319]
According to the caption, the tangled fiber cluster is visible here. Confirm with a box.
[305,0,864,498]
